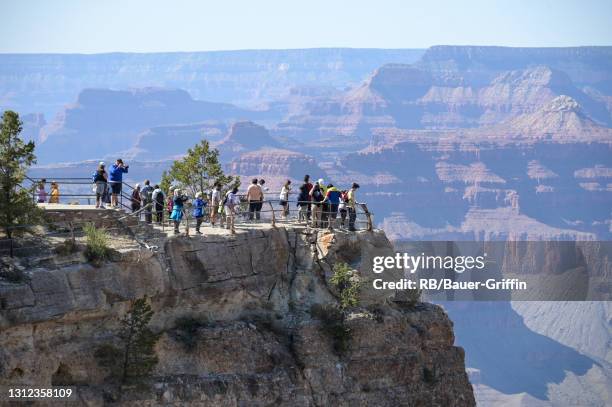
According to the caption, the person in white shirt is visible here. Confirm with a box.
[210,183,223,227]
[224,186,241,234]
[279,179,291,218]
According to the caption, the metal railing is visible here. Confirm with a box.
[21,177,374,235]
[174,196,373,235]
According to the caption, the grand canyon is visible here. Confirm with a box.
[2,45,612,405]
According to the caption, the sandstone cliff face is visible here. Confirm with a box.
[0,227,475,406]
[215,121,282,161]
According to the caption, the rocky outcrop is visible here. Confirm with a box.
[0,49,425,120]
[37,88,256,163]
[0,226,475,406]
[417,45,612,89]
[129,122,227,160]
[501,96,612,140]
[215,121,282,161]
[226,148,323,189]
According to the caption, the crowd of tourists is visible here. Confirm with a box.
[37,160,363,234]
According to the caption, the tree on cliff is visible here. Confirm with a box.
[160,140,239,196]
[0,110,40,255]
[94,296,160,384]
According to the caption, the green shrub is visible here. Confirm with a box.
[94,296,160,384]
[330,262,361,309]
[83,223,110,263]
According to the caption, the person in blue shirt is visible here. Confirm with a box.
[323,184,342,229]
[170,189,190,234]
[108,158,129,208]
[192,192,207,235]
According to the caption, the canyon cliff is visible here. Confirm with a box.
[0,214,475,406]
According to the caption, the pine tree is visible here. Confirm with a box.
[160,139,239,196]
[0,111,40,256]
[95,296,160,384]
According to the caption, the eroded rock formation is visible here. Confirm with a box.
[0,226,475,406]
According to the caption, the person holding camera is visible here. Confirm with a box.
[109,158,129,208]
[170,188,189,234]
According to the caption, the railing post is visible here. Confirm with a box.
[268,201,276,227]
[183,209,190,236]
[360,203,373,232]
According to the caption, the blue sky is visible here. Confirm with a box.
[2,0,611,53]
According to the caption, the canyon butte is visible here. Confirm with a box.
[0,209,475,406]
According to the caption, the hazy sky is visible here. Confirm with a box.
[3,0,612,53]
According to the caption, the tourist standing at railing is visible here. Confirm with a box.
[310,183,324,228]
[347,183,360,232]
[166,187,174,219]
[258,178,268,192]
[131,183,141,213]
[279,180,291,218]
[297,183,310,223]
[303,175,313,221]
[210,183,223,227]
[48,181,60,204]
[109,159,129,208]
[152,185,165,224]
[193,192,207,235]
[141,180,154,223]
[246,178,264,221]
[37,182,48,203]
[224,186,241,234]
[92,162,108,208]
[258,179,267,216]
[169,189,189,234]
[338,190,349,227]
[323,184,341,229]
[316,179,329,227]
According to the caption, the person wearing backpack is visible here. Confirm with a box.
[92,162,108,209]
[152,184,165,224]
[310,183,324,228]
[192,192,207,234]
[140,180,154,223]
[224,187,241,234]
[323,184,341,229]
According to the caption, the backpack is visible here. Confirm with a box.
[155,191,165,204]
[142,187,153,203]
[92,171,104,183]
